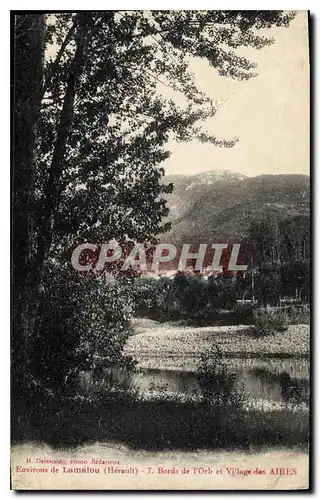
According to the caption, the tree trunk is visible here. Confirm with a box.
[34,13,87,279]
[12,14,46,388]
[13,13,89,397]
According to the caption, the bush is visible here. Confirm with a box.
[285,304,310,325]
[253,306,289,337]
[31,262,137,393]
[197,345,246,408]
[231,302,255,324]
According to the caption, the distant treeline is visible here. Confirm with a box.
[244,214,310,266]
[133,259,310,325]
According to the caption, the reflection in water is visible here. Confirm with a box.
[81,358,309,406]
[247,367,309,405]
[129,361,310,405]
[279,372,307,405]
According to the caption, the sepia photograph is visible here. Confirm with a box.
[11,9,310,490]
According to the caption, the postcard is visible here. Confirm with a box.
[11,9,310,490]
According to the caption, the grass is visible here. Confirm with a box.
[11,394,309,452]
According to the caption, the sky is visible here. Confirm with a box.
[161,11,309,178]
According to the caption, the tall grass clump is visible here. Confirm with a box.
[253,305,289,337]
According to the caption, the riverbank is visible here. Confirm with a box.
[12,372,310,453]
[125,320,309,371]
[11,319,309,455]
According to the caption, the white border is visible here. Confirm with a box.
[1,3,318,498]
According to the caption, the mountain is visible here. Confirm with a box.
[162,170,247,221]
[161,172,310,243]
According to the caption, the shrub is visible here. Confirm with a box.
[197,345,246,408]
[231,302,256,324]
[253,305,289,337]
[31,263,137,393]
[285,304,310,325]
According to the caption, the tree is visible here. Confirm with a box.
[281,260,310,300]
[249,214,282,267]
[248,213,310,303]
[207,275,237,308]
[39,11,295,252]
[12,14,46,387]
[256,263,282,306]
[13,11,295,393]
[280,216,310,262]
